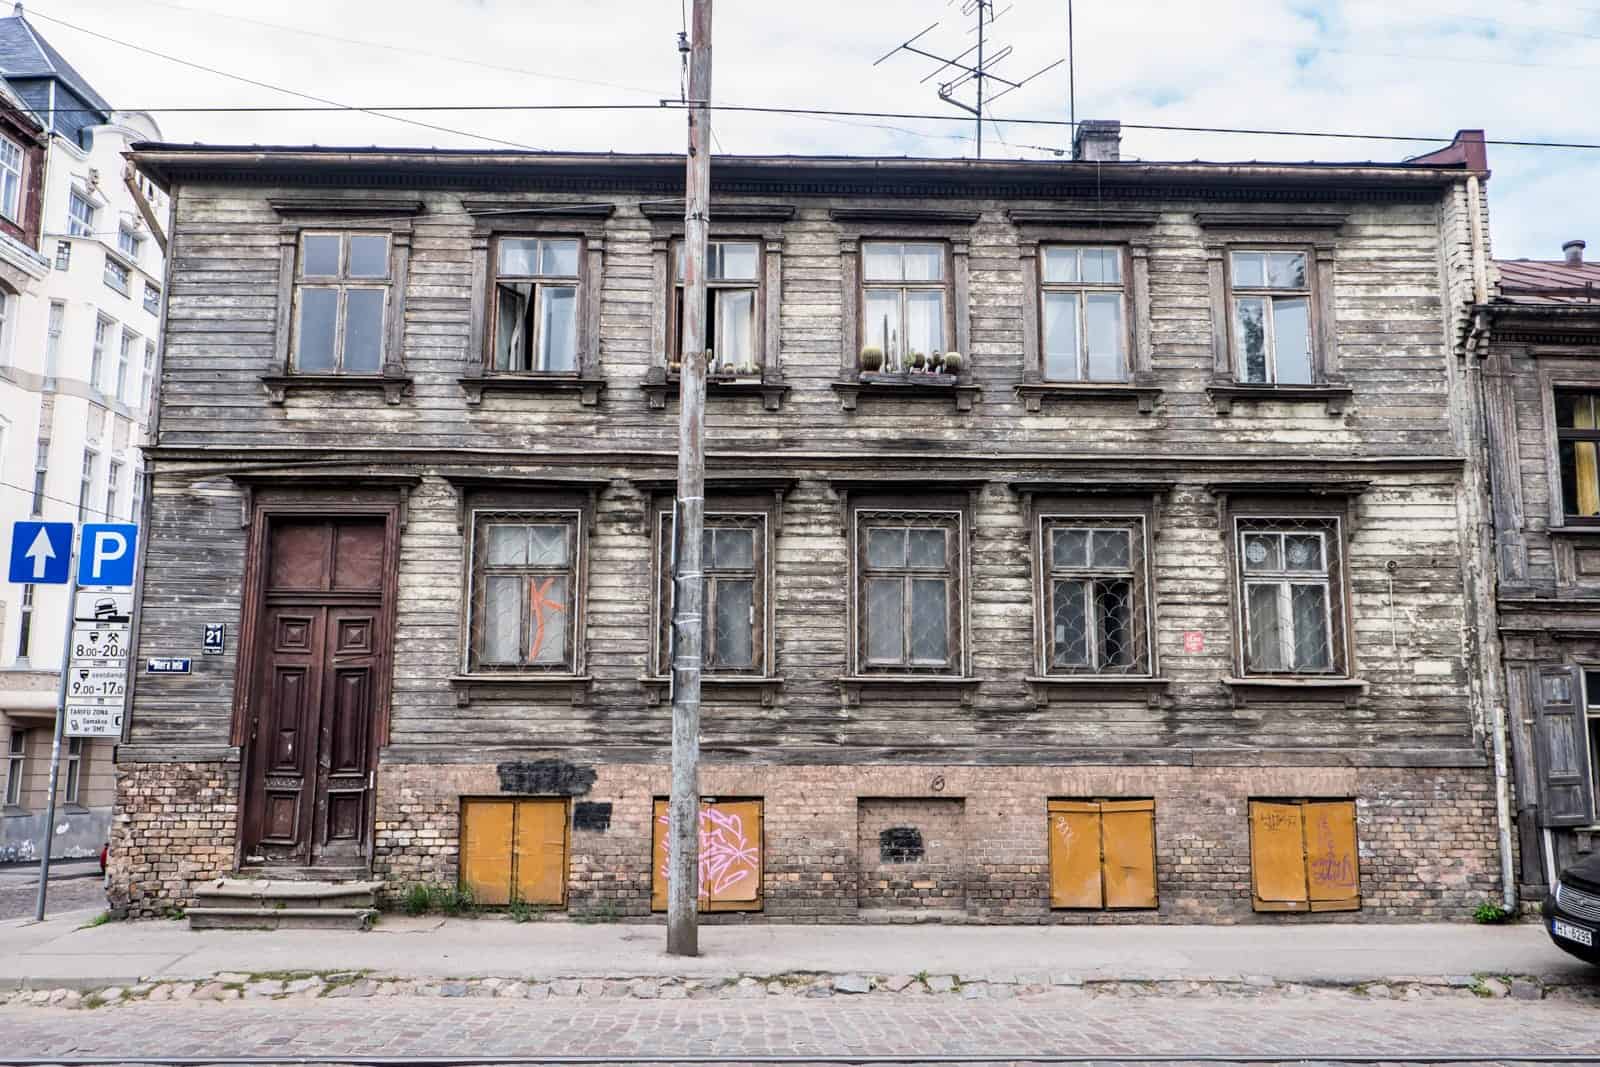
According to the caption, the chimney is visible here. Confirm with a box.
[1073,119,1121,162]
[1564,240,1586,267]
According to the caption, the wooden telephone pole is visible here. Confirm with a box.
[667,0,712,958]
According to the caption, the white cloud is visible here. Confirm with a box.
[33,0,1600,257]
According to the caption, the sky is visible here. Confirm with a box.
[24,0,1600,260]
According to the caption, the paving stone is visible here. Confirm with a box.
[882,974,915,993]
[438,982,469,998]
[169,983,196,1001]
[1051,973,1084,987]
[1511,979,1544,1001]
[926,975,956,993]
[629,980,659,1000]
[145,986,171,1003]
[1244,975,1276,988]
[215,973,250,985]
[283,979,321,995]
[549,980,582,997]
[244,980,284,998]
[497,982,528,998]
[99,987,125,1003]
[832,974,871,995]
[1480,978,1510,998]
[961,982,989,999]
[659,984,688,1000]
[524,984,550,1000]
[765,981,786,995]
[191,983,229,1002]
[1366,985,1393,999]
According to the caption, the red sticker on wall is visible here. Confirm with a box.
[1182,631,1205,654]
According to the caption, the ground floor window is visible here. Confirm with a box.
[1047,798,1157,909]
[651,797,763,912]
[458,797,569,907]
[1248,798,1359,912]
[4,728,23,806]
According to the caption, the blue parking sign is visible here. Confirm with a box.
[8,522,72,584]
[78,524,139,587]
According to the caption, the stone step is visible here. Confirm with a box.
[187,906,378,931]
[240,865,372,883]
[194,878,381,911]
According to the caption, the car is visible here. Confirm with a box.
[1544,852,1600,964]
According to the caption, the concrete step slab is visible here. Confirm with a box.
[187,907,377,932]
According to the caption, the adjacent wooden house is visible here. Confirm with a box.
[113,127,1510,923]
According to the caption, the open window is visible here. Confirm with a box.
[671,240,761,376]
[491,237,580,374]
[1533,664,1596,827]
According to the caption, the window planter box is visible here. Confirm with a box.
[1207,383,1353,415]
[261,372,412,406]
[460,374,605,407]
[833,373,979,412]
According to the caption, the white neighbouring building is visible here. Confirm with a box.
[0,5,167,861]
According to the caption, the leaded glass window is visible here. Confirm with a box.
[657,510,767,675]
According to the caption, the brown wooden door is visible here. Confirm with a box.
[242,518,386,869]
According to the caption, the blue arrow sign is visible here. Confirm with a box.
[8,522,72,584]
[78,524,139,587]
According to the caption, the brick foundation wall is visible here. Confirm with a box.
[373,761,1502,923]
[109,761,238,918]
[856,798,967,912]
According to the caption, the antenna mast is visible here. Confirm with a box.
[874,1,1062,159]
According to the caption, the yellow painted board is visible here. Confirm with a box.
[1101,801,1158,910]
[1048,804,1103,908]
[514,798,569,906]
[1303,800,1360,911]
[460,799,514,907]
[1249,800,1308,910]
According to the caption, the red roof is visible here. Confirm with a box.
[1495,258,1600,305]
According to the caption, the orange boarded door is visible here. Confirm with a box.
[651,798,763,912]
[460,798,569,907]
[1048,799,1157,910]
[1249,799,1359,913]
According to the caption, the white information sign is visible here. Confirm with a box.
[66,587,132,737]
[70,626,129,665]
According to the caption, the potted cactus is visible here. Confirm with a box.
[736,359,758,378]
[860,345,885,373]
[942,351,964,373]
[909,350,927,372]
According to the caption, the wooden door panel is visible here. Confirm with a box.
[333,521,386,591]
[268,523,332,591]
[266,665,311,771]
[1101,801,1158,910]
[513,799,569,906]
[651,799,763,912]
[461,800,515,906]
[1250,801,1309,910]
[1304,801,1360,910]
[1047,801,1103,909]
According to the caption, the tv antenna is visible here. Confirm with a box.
[874,0,1063,158]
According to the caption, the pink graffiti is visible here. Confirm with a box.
[658,806,759,898]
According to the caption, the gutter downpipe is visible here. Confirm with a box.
[1465,172,1517,912]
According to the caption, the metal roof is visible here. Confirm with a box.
[1495,259,1600,306]
[0,8,112,116]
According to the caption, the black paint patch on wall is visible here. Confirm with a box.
[880,826,925,863]
[496,759,597,796]
[572,802,613,831]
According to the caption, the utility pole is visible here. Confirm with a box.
[667,0,712,958]
[34,533,79,921]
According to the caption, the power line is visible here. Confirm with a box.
[23,7,547,153]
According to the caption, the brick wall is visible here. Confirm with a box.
[856,798,967,912]
[109,762,238,918]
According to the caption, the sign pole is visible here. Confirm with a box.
[34,533,78,922]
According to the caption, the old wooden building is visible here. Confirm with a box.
[112,126,1511,924]
[1477,241,1600,895]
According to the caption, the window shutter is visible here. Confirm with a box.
[1302,800,1360,911]
[459,799,515,906]
[650,799,670,911]
[1100,799,1158,909]
[1047,800,1104,908]
[513,799,569,906]
[1249,801,1308,910]
[703,800,762,910]
[1533,665,1594,828]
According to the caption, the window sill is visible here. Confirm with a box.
[834,375,980,412]
[1207,383,1353,415]
[2,805,28,818]
[1025,675,1171,709]
[642,375,789,412]
[1548,525,1600,539]
[837,674,979,707]
[1015,382,1162,414]
[639,675,784,707]
[262,373,413,406]
[460,374,604,407]
[447,673,592,707]
[1221,675,1367,707]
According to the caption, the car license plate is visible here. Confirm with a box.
[1553,918,1594,947]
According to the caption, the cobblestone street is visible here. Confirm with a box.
[0,880,105,921]
[5,988,1600,1064]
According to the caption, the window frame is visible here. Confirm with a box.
[89,315,111,391]
[858,240,954,375]
[289,229,395,376]
[851,503,966,676]
[67,189,94,237]
[102,253,131,297]
[486,234,584,376]
[14,583,32,662]
[118,224,143,263]
[30,438,47,516]
[1225,247,1318,386]
[4,728,23,807]
[44,300,63,379]
[115,327,137,403]
[1231,514,1348,678]
[77,448,96,521]
[64,737,83,805]
[653,502,772,679]
[667,237,765,376]
[0,134,23,222]
[1556,390,1600,526]
[1037,245,1131,383]
[143,282,160,316]
[1036,512,1153,677]
[463,505,586,676]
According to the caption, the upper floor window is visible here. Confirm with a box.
[492,237,578,374]
[103,255,130,296]
[862,242,947,374]
[1235,516,1345,676]
[105,460,121,520]
[856,509,962,674]
[655,508,768,676]
[673,240,759,374]
[143,282,160,317]
[1041,246,1126,382]
[1230,250,1313,385]
[118,224,143,263]
[467,511,581,673]
[77,449,96,521]
[44,301,63,378]
[53,241,69,271]
[67,190,94,237]
[90,315,110,391]
[0,136,23,222]
[1040,516,1150,675]
[30,439,47,516]
[1558,391,1600,524]
[142,340,157,416]
[292,231,389,374]
[116,328,137,403]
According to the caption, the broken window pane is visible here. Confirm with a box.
[1272,296,1312,384]
[539,285,577,372]
[296,288,338,371]
[909,578,948,662]
[302,234,341,277]
[866,578,904,662]
[347,235,389,278]
[1235,298,1267,383]
[1043,292,1081,380]
[343,289,385,372]
[1085,293,1124,381]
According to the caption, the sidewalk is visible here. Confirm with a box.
[0,909,1592,991]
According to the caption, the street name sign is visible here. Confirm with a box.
[7,522,72,584]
